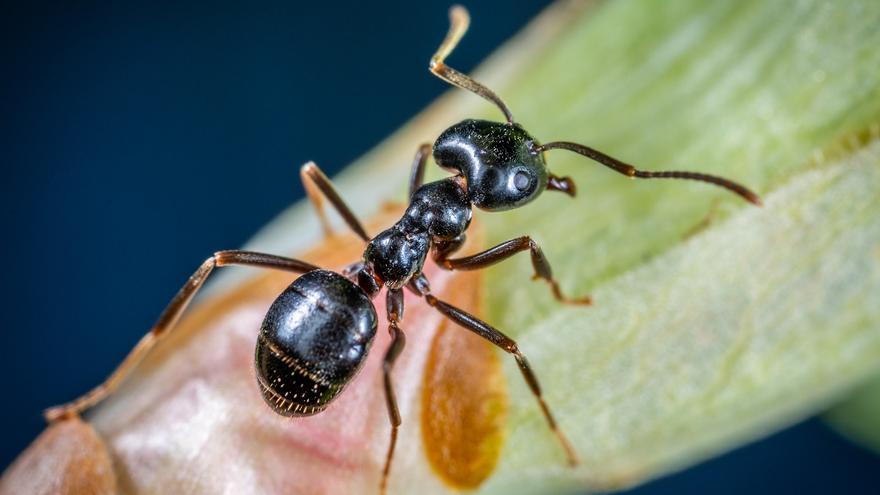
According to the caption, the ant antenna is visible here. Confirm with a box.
[537,141,763,205]
[431,6,516,124]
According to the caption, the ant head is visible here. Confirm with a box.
[433,119,548,211]
[428,6,761,210]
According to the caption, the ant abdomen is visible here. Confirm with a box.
[254,269,378,416]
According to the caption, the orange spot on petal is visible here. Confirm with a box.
[420,269,507,489]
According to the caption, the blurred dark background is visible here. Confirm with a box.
[0,1,876,493]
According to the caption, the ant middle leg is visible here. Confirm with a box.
[380,288,406,495]
[436,236,591,305]
[300,161,370,242]
[44,250,319,422]
[422,292,579,466]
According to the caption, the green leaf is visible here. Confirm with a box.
[487,140,880,493]
[826,374,880,455]
[242,0,880,492]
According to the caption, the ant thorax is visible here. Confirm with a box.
[363,177,472,289]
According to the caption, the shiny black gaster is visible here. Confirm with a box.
[255,269,378,416]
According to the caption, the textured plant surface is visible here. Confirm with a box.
[466,1,880,492]
[312,1,880,492]
[3,1,879,494]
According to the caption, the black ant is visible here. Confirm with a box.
[44,6,761,493]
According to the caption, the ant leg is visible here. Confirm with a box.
[380,289,406,495]
[408,143,432,199]
[430,233,467,263]
[423,292,579,466]
[44,250,319,422]
[437,236,591,305]
[300,161,370,242]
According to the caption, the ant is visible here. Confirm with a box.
[44,5,761,494]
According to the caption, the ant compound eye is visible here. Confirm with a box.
[513,171,530,191]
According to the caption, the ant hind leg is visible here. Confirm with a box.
[44,250,318,422]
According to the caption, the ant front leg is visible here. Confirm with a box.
[300,161,370,242]
[422,292,579,467]
[44,250,318,422]
[436,236,591,305]
[408,143,432,199]
[380,288,406,495]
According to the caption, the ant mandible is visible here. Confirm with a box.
[44,5,762,494]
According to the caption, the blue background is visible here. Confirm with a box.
[1,1,876,493]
